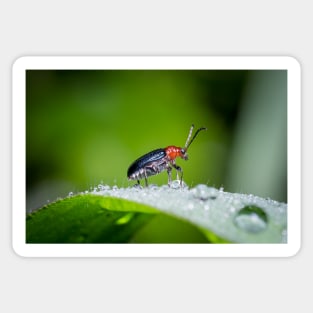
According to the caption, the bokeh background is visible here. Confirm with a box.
[26,69,287,212]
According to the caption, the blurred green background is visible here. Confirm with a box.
[26,69,287,212]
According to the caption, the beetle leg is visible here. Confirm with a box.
[171,163,183,186]
[144,169,148,187]
[166,166,172,187]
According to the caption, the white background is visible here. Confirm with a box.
[1,1,311,312]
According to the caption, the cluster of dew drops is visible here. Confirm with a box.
[66,181,286,239]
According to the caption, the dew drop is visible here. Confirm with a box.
[188,203,194,210]
[170,180,182,189]
[98,184,111,191]
[148,184,159,191]
[184,201,195,211]
[234,206,268,233]
[190,184,219,201]
[204,203,210,211]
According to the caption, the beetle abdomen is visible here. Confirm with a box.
[127,148,167,180]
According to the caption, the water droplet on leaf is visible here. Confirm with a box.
[98,184,111,191]
[148,184,158,190]
[170,180,182,189]
[190,184,219,201]
[234,206,268,233]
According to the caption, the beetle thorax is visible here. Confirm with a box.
[165,146,185,161]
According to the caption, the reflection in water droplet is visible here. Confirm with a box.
[234,206,268,233]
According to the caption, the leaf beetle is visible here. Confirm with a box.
[127,124,207,187]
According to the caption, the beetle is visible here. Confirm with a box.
[127,124,207,187]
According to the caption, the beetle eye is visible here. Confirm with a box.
[181,149,188,160]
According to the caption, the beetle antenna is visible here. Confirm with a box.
[185,125,207,151]
[184,124,194,148]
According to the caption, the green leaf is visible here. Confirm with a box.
[26,183,287,243]
[26,195,156,243]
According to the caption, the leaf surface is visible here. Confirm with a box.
[26,184,287,243]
